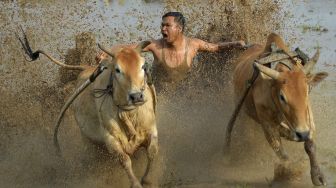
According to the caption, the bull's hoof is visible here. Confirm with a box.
[311,168,326,186]
[141,179,155,188]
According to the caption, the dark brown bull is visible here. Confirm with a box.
[226,33,328,186]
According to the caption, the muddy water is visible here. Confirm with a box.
[0,0,335,188]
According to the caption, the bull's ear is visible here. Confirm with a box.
[135,41,151,52]
[307,72,328,87]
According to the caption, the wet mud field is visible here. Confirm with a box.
[1,0,335,187]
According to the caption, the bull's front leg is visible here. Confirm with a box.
[141,132,159,187]
[105,135,142,188]
[261,123,288,161]
[304,139,326,186]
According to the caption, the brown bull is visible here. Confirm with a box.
[17,30,158,188]
[72,44,158,188]
[226,33,328,186]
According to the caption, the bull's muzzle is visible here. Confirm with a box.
[129,92,144,104]
[295,131,310,142]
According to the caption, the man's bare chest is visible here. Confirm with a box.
[154,48,192,68]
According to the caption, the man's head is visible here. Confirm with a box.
[161,12,185,43]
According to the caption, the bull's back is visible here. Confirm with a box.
[233,44,264,94]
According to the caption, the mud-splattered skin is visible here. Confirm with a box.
[98,14,245,86]
[230,33,328,186]
[143,15,245,84]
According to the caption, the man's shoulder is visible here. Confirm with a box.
[187,37,205,49]
[188,37,205,44]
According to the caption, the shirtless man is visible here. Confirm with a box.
[97,12,245,88]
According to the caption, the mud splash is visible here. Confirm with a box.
[1,0,335,188]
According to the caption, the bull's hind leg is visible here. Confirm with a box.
[141,134,159,187]
[105,135,142,188]
[304,139,326,186]
[261,123,288,160]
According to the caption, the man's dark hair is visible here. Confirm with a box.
[162,12,186,32]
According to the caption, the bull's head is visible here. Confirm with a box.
[98,41,151,110]
[254,50,328,141]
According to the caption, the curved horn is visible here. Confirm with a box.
[135,41,151,53]
[254,62,280,80]
[98,43,115,58]
[303,49,320,75]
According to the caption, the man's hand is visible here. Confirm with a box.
[95,51,108,63]
[234,40,246,48]
[217,40,247,51]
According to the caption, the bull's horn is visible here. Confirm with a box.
[135,41,151,53]
[98,43,115,58]
[303,49,320,74]
[254,62,280,79]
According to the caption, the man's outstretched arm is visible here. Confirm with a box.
[195,38,246,53]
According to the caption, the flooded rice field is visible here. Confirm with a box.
[0,0,335,187]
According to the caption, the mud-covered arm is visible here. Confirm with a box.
[195,38,246,52]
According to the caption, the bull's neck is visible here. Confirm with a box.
[270,86,283,124]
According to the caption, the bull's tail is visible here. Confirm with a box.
[16,26,86,71]
[53,65,107,155]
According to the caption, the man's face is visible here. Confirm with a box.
[161,16,182,43]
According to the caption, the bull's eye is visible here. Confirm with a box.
[115,68,121,73]
[142,63,148,74]
[142,62,148,70]
[279,91,287,104]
